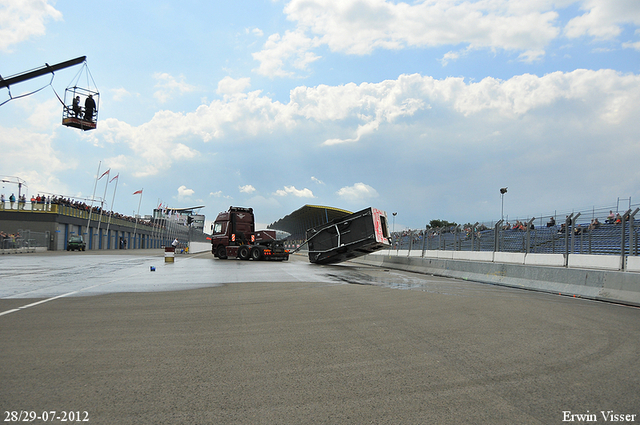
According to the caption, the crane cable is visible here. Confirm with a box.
[0,72,55,107]
[0,60,94,110]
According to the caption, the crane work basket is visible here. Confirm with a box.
[61,62,99,131]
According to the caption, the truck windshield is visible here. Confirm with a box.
[213,222,226,234]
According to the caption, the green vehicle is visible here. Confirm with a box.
[67,236,86,251]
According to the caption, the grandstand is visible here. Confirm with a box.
[393,203,640,258]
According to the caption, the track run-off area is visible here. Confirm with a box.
[1,250,639,424]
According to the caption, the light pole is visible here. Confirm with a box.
[1,176,27,205]
[500,187,508,222]
[392,212,397,249]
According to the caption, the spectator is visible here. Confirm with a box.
[546,216,556,227]
[606,210,615,224]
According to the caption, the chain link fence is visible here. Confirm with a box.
[393,204,640,258]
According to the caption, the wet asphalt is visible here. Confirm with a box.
[1,250,639,424]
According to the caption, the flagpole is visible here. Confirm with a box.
[133,189,143,249]
[105,174,119,249]
[86,161,101,244]
[96,170,110,249]
[152,199,161,248]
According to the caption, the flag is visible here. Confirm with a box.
[99,169,110,179]
[109,174,119,183]
[133,190,143,195]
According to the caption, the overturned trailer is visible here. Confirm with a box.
[306,207,391,265]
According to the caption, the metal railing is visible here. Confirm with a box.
[1,230,49,250]
[392,206,640,260]
[0,201,159,230]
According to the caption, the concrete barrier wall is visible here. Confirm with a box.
[354,252,640,307]
[453,251,494,262]
[494,252,526,264]
[525,253,565,267]
[189,241,211,253]
[568,253,622,271]
[381,249,638,272]
[628,256,640,272]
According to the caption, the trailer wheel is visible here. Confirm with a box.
[250,247,262,260]
[238,245,250,260]
[216,245,227,259]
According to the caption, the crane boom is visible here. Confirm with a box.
[0,56,86,89]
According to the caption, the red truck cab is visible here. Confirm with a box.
[211,206,289,261]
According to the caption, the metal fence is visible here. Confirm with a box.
[1,230,49,250]
[393,204,640,258]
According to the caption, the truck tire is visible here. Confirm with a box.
[216,245,227,259]
[238,245,250,260]
[250,247,262,260]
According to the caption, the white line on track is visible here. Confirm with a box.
[0,257,179,317]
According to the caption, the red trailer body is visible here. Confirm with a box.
[306,207,391,264]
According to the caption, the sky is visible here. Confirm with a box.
[1,0,639,231]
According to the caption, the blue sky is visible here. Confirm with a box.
[1,0,639,230]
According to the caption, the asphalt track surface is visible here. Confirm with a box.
[1,250,639,424]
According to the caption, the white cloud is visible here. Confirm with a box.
[254,0,567,77]
[439,50,461,67]
[517,49,546,63]
[210,191,232,200]
[27,98,59,131]
[0,125,72,196]
[291,76,425,143]
[217,76,251,96]
[311,176,324,185]
[239,184,256,194]
[111,88,133,102]
[252,29,322,77]
[0,0,62,52]
[171,143,199,159]
[622,40,640,51]
[336,183,379,201]
[177,185,195,200]
[274,186,315,198]
[323,120,380,146]
[153,72,196,103]
[564,0,640,40]
[86,70,640,184]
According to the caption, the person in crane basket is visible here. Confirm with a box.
[84,94,96,122]
[72,96,81,117]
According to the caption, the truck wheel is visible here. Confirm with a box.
[250,247,262,260]
[216,245,227,259]
[238,245,250,260]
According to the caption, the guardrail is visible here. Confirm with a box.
[0,201,158,230]
[392,208,640,271]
